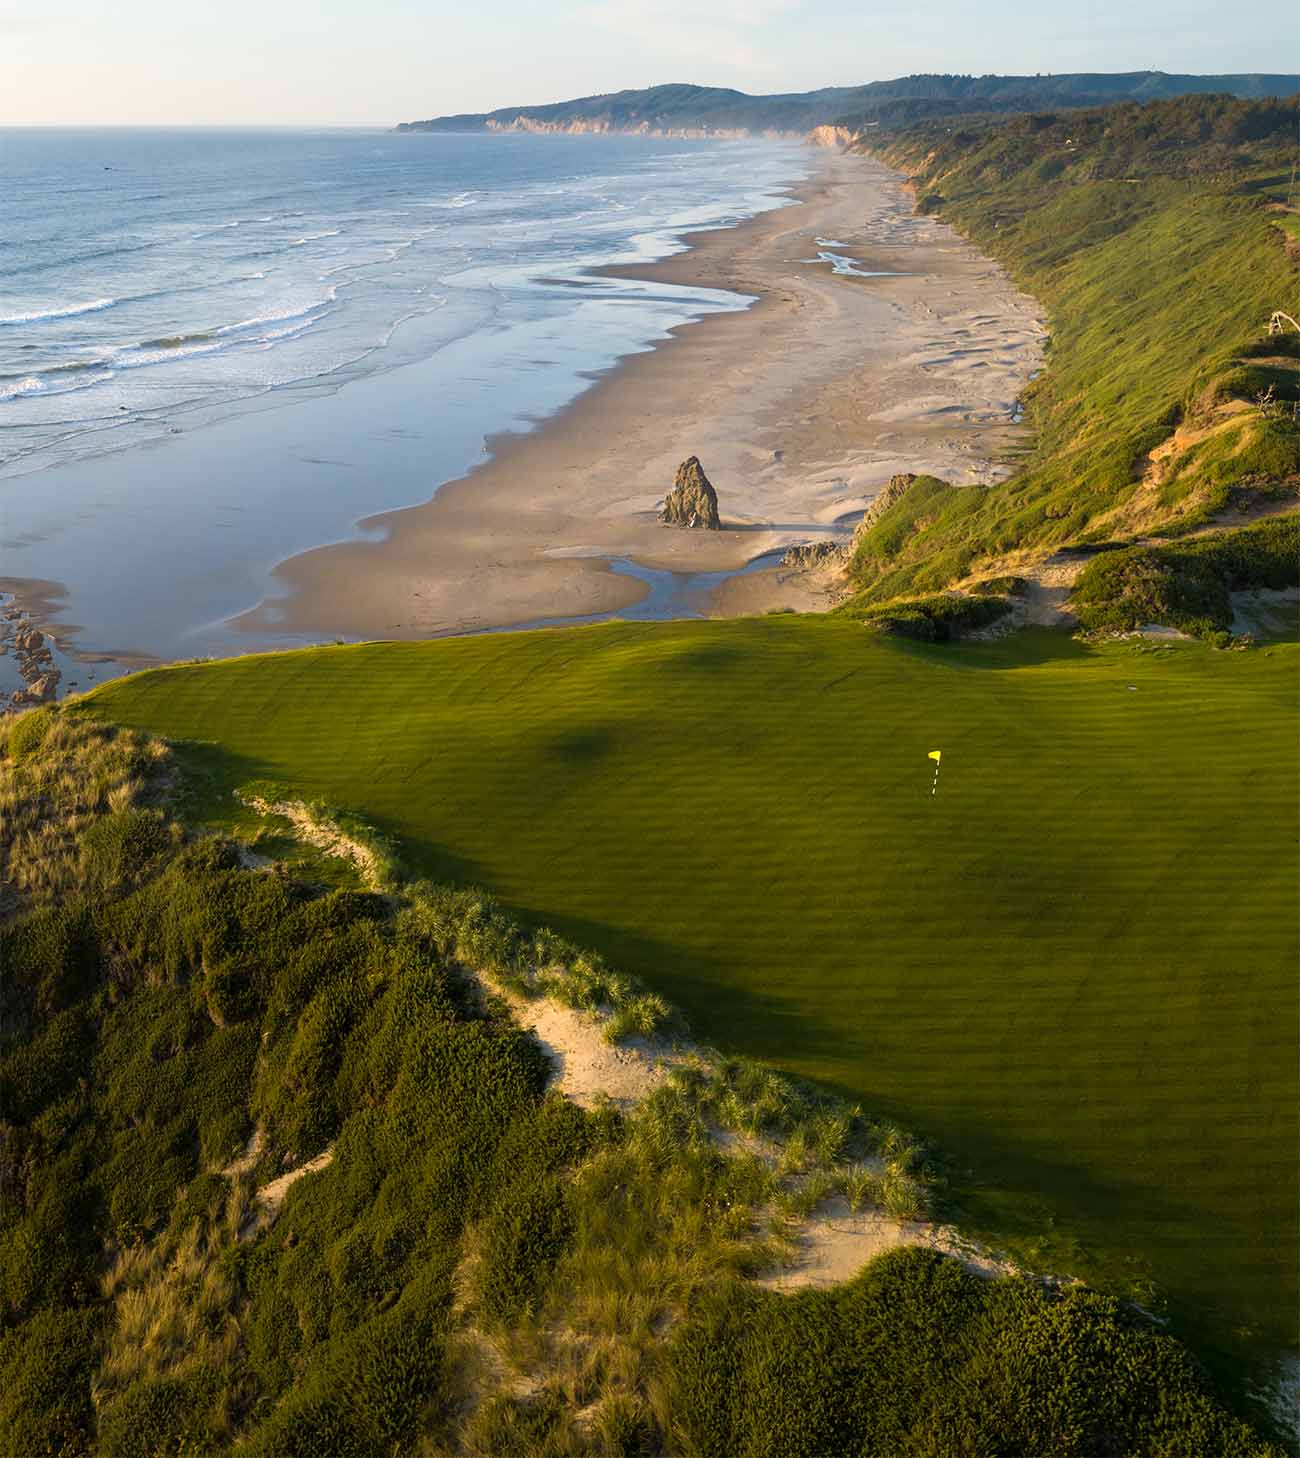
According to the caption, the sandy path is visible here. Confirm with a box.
[238,153,1043,640]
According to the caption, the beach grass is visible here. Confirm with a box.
[845,98,1300,606]
[77,617,1300,1381]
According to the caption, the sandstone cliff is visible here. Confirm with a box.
[807,125,857,149]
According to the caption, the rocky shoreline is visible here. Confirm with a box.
[1,603,61,711]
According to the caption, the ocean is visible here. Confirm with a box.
[0,128,807,680]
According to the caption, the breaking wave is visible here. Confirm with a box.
[0,297,115,327]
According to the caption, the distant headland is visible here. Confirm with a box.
[397,71,1300,139]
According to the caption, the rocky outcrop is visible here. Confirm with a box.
[779,541,845,569]
[777,475,929,581]
[660,457,721,530]
[2,604,61,711]
[850,473,918,548]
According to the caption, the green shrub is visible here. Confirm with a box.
[0,1309,98,1457]
[854,592,1011,641]
[463,1392,582,1458]
[97,1369,225,1458]
[4,707,54,762]
[80,808,173,891]
[1072,516,1300,636]
[0,904,97,1030]
[477,1175,574,1322]
[665,1249,1281,1457]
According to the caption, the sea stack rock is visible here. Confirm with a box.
[660,457,721,530]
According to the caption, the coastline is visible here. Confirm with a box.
[237,151,1045,642]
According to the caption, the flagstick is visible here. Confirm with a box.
[931,760,940,796]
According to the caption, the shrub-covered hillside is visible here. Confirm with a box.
[0,711,1286,1455]
[845,94,1300,613]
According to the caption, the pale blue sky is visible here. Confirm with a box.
[2,0,1296,126]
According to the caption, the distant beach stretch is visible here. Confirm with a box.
[0,134,1041,689]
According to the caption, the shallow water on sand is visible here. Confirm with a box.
[0,130,809,669]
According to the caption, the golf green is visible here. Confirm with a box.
[82,619,1299,1375]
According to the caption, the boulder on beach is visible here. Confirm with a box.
[659,457,721,530]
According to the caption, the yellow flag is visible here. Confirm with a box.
[928,750,942,762]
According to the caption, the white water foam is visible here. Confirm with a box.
[0,376,46,401]
[0,297,115,327]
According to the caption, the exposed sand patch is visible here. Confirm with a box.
[1231,585,1299,637]
[237,793,387,891]
[223,1122,336,1240]
[759,1197,1016,1291]
[955,548,1085,637]
[512,997,679,1109]
[256,1147,336,1214]
[237,1146,336,1241]
[221,1125,265,1179]
[479,974,1011,1292]
[239,153,1043,639]
[1141,401,1254,483]
[476,976,690,1111]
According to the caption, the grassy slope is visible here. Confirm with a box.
[845,99,1300,604]
[81,620,1300,1380]
[2,734,1278,1456]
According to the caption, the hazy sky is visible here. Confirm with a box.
[3,0,1297,127]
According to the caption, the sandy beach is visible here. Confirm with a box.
[237,151,1044,641]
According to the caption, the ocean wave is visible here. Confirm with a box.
[2,302,335,400]
[187,219,244,242]
[418,193,477,209]
[0,368,114,403]
[0,297,115,327]
[290,230,342,245]
[0,377,44,401]
[214,295,338,336]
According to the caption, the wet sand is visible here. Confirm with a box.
[238,151,1044,641]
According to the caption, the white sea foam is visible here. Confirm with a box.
[0,130,812,486]
[0,368,114,403]
[418,192,477,209]
[0,376,44,401]
[114,312,328,370]
[0,297,115,327]
[214,295,336,336]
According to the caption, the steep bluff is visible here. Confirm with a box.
[807,124,857,149]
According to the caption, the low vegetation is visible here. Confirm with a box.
[844,94,1300,615]
[663,1252,1274,1458]
[0,712,173,917]
[0,707,1284,1453]
[75,618,1299,1413]
[1071,515,1300,638]
[849,590,1011,641]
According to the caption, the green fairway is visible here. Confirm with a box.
[81,620,1299,1379]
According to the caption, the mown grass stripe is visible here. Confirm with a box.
[81,620,1299,1380]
